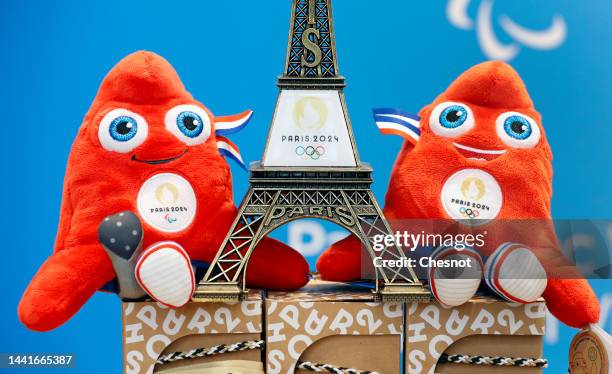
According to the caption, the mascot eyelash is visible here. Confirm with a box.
[214,110,253,170]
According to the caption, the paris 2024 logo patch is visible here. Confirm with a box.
[137,173,197,233]
[441,168,502,225]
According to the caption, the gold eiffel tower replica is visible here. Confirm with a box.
[194,0,429,302]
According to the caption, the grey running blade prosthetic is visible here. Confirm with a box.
[98,211,146,300]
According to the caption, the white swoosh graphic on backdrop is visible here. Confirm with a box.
[477,0,519,60]
[500,14,566,49]
[447,0,473,29]
[446,0,567,61]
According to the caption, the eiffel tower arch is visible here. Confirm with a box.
[194,0,430,302]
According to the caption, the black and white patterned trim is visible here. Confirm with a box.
[156,340,264,365]
[439,353,548,368]
[296,361,379,374]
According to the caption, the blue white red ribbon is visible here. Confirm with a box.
[214,110,252,170]
[214,110,253,136]
[216,136,246,170]
[373,108,421,143]
[484,242,515,300]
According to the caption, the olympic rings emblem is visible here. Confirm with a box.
[295,145,326,160]
[459,207,479,219]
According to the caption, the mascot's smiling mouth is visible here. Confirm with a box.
[452,142,506,161]
[131,149,188,165]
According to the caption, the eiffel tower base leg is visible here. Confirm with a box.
[194,170,431,303]
[193,284,245,302]
[377,283,431,302]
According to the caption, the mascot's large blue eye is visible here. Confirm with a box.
[439,105,468,129]
[429,101,474,138]
[165,104,211,145]
[176,111,204,138]
[109,116,138,142]
[99,109,148,153]
[503,115,532,140]
[495,111,540,148]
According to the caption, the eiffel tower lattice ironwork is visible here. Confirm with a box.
[194,0,430,302]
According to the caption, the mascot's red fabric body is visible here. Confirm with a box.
[318,61,600,328]
[19,51,309,332]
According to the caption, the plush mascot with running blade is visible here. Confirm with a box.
[19,51,309,332]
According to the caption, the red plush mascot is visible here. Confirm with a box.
[318,61,600,329]
[19,51,309,332]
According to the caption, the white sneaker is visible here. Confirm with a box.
[484,242,547,303]
[428,244,483,307]
[135,241,194,308]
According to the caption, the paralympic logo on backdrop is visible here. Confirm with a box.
[446,0,566,61]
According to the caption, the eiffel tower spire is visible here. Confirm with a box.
[279,0,344,87]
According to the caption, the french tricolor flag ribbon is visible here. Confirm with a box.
[373,108,421,144]
[216,136,246,170]
[215,110,253,136]
[214,110,252,170]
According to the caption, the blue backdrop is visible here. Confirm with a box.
[1,1,610,372]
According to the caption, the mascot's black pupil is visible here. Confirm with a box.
[446,110,461,122]
[183,116,198,131]
[511,121,525,134]
[116,121,132,135]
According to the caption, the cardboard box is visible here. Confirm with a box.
[265,280,404,374]
[121,281,546,374]
[122,292,263,374]
[405,298,546,374]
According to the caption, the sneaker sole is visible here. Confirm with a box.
[428,245,483,307]
[135,241,194,308]
[485,242,547,303]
